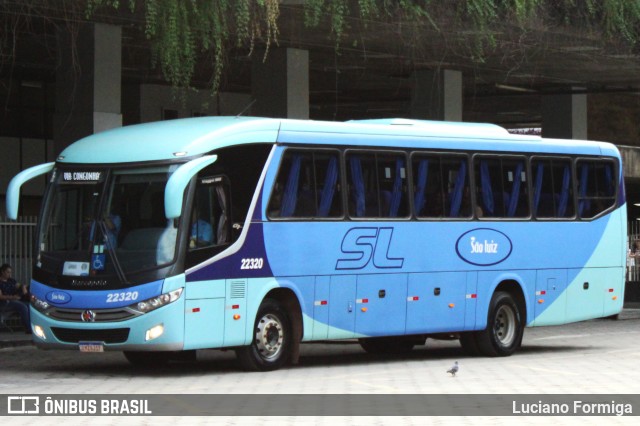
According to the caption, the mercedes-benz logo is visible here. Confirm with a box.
[81,310,96,322]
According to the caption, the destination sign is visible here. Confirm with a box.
[61,171,103,183]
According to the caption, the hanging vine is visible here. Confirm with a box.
[79,0,640,91]
[86,0,279,92]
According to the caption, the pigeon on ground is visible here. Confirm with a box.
[447,361,459,377]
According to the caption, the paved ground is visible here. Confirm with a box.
[2,310,640,425]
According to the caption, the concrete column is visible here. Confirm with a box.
[542,89,587,140]
[410,69,462,121]
[251,48,309,119]
[54,23,122,154]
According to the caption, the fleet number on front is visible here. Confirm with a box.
[106,291,139,303]
[241,258,264,270]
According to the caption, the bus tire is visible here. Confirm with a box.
[358,337,416,354]
[123,351,170,367]
[459,332,481,356]
[475,291,524,357]
[236,298,292,371]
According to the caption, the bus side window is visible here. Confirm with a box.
[347,152,407,219]
[474,157,528,218]
[503,159,529,218]
[314,152,342,218]
[414,154,469,219]
[347,153,377,217]
[577,160,616,219]
[189,177,230,250]
[377,154,408,218]
[413,156,442,218]
[532,158,574,219]
[475,158,501,217]
[268,150,342,219]
[447,158,469,218]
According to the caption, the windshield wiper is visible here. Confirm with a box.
[96,219,129,285]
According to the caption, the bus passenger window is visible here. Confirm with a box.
[576,160,616,219]
[413,155,469,219]
[377,155,408,218]
[347,152,408,219]
[532,158,574,218]
[447,158,470,218]
[347,154,376,217]
[474,157,528,218]
[268,150,342,219]
[314,153,342,217]
[413,156,439,217]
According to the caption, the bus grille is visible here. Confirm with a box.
[51,327,130,344]
[47,307,139,322]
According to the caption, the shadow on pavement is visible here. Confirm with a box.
[5,337,594,377]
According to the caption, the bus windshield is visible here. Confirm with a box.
[37,165,180,281]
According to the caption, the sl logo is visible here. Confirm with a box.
[336,227,404,270]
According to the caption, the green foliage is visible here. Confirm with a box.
[86,0,279,92]
[84,0,640,91]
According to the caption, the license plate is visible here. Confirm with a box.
[79,342,104,353]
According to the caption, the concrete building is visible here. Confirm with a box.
[1,2,640,221]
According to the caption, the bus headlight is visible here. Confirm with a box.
[145,324,165,341]
[132,288,183,313]
[33,325,46,340]
[30,294,50,312]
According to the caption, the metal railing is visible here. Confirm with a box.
[0,216,37,285]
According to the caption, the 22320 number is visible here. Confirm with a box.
[106,291,139,303]
[240,258,264,270]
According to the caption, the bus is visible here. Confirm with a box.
[6,117,626,371]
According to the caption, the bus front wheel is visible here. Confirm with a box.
[474,291,524,357]
[236,298,292,371]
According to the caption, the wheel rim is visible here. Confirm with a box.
[255,313,284,360]
[493,305,517,347]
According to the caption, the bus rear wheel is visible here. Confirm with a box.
[474,291,524,357]
[236,299,292,371]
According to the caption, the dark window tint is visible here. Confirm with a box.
[269,150,342,218]
[413,155,470,218]
[189,177,231,250]
[475,157,529,218]
[346,152,408,218]
[576,160,616,218]
[531,158,574,218]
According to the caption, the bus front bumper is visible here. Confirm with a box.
[29,297,186,352]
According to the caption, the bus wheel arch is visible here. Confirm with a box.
[471,280,526,357]
[236,288,302,371]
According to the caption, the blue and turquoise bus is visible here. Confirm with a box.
[7,117,626,371]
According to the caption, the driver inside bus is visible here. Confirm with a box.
[189,208,213,248]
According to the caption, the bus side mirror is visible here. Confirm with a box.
[164,155,217,219]
[6,162,55,220]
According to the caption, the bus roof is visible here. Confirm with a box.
[57,116,619,164]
